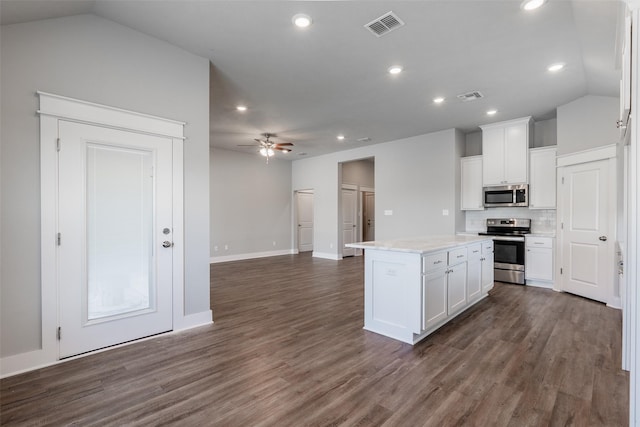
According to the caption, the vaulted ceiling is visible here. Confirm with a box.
[1,0,623,158]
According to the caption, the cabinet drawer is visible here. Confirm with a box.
[467,244,482,260]
[423,252,447,272]
[448,247,467,265]
[482,241,494,254]
[526,236,552,248]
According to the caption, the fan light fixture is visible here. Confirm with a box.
[260,147,275,157]
[547,63,565,72]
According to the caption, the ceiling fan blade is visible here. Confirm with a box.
[237,144,259,147]
[274,146,292,152]
[274,142,294,147]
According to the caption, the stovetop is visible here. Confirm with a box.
[478,231,530,237]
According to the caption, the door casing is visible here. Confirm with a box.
[0,91,191,376]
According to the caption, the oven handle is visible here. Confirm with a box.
[490,236,526,242]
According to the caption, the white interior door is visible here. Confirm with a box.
[363,192,375,241]
[342,188,357,257]
[296,191,314,253]
[559,159,612,303]
[58,121,173,358]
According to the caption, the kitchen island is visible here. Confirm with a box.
[347,236,494,345]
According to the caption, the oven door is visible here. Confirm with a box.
[492,237,525,271]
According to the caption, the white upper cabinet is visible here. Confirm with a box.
[480,116,532,186]
[620,13,632,136]
[460,156,483,210]
[529,146,557,209]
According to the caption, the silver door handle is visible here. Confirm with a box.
[599,236,607,241]
[162,241,173,248]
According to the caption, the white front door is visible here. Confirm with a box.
[342,188,357,257]
[58,121,173,358]
[559,159,612,303]
[363,192,375,241]
[296,191,314,253]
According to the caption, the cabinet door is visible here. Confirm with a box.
[504,124,528,184]
[481,252,494,292]
[525,247,553,281]
[467,258,482,302]
[447,262,467,315]
[461,156,484,210]
[423,268,448,330]
[482,127,505,186]
[529,148,556,209]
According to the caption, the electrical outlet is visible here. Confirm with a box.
[442,209,449,216]
[330,243,334,249]
[214,246,218,252]
[384,210,393,216]
[272,241,276,246]
[224,244,229,250]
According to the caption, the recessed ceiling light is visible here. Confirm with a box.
[337,135,345,140]
[388,65,403,75]
[292,14,312,28]
[487,109,498,116]
[521,0,546,11]
[236,105,247,112]
[547,63,565,72]
[433,97,445,104]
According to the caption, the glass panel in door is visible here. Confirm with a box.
[86,144,154,321]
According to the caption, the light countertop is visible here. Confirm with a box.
[346,235,492,254]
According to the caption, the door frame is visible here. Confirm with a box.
[294,189,314,253]
[340,184,358,258]
[556,144,618,307]
[3,92,186,375]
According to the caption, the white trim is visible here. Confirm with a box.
[479,115,532,130]
[210,249,296,264]
[341,183,358,191]
[312,251,342,260]
[0,92,189,378]
[37,91,186,140]
[361,186,375,193]
[174,310,213,331]
[525,280,554,289]
[556,144,617,167]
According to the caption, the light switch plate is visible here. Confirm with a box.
[442,209,449,216]
[384,210,393,216]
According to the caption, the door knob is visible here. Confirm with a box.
[599,236,607,241]
[162,241,173,248]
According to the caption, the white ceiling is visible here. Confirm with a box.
[1,0,623,158]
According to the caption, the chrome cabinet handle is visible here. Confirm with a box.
[162,241,173,248]
[599,236,608,241]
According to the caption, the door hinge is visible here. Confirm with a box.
[57,327,61,340]
[560,268,563,275]
[561,223,564,230]
[56,138,61,152]
[57,232,61,246]
[561,176,564,184]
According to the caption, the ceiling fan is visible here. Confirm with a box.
[238,133,293,163]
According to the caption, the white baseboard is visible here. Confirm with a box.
[210,249,296,264]
[526,280,554,289]
[312,251,342,260]
[607,296,622,310]
[175,309,213,331]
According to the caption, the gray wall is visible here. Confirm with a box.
[210,148,292,258]
[292,129,463,257]
[1,14,211,357]
[557,95,619,155]
[342,159,374,187]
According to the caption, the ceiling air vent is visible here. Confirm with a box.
[365,11,405,37]
[457,91,484,102]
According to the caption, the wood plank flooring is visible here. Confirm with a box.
[1,253,629,426]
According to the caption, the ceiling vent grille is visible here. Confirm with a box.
[365,12,405,37]
[457,91,484,102]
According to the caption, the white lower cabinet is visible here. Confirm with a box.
[467,244,483,302]
[481,241,494,292]
[422,267,447,330]
[360,238,494,345]
[525,236,554,287]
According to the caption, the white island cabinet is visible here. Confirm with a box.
[347,236,494,345]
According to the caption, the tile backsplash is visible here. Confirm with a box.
[465,207,556,234]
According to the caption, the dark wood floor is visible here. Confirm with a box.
[1,253,629,426]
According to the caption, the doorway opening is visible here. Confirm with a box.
[339,157,375,258]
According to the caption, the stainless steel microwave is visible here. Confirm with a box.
[483,184,528,207]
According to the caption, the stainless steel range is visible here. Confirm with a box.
[479,218,531,285]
